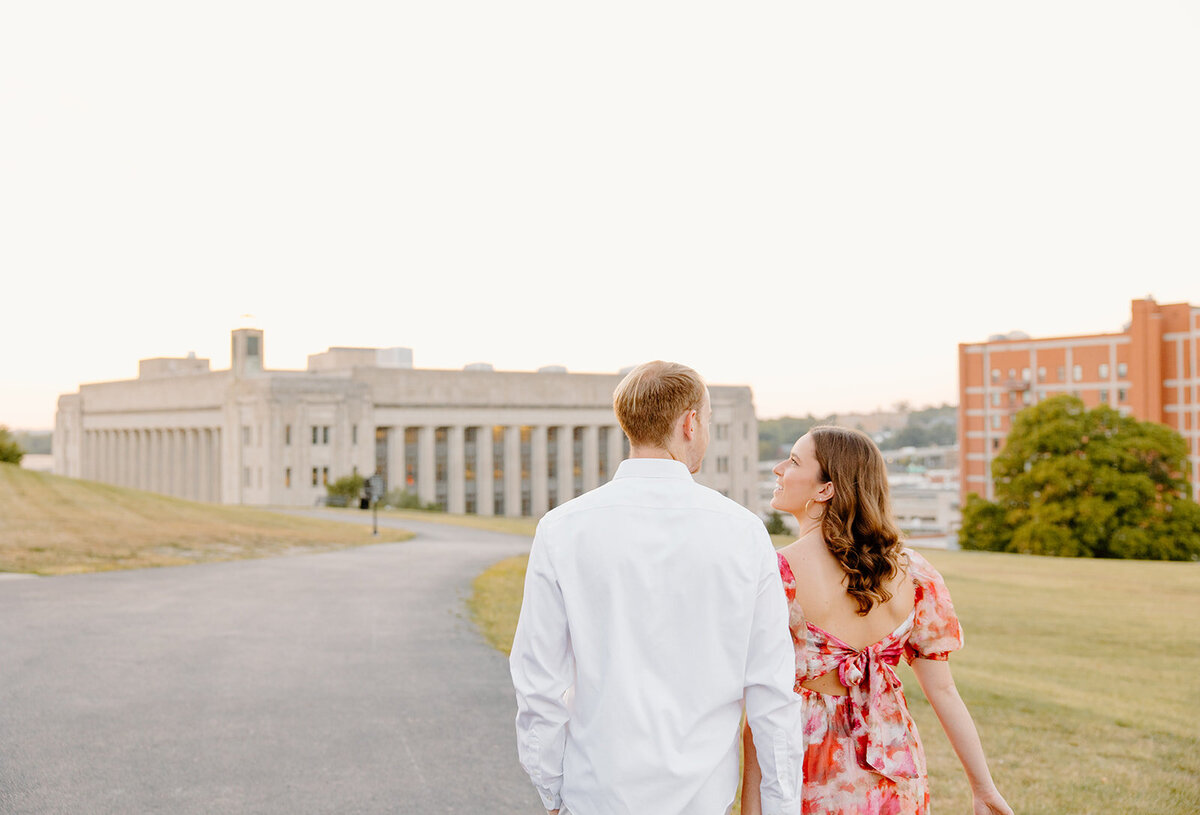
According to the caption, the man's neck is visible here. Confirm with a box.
[628,445,674,460]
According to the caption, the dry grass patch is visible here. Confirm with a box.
[0,464,411,575]
[471,545,1200,814]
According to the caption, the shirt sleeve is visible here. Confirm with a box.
[509,520,575,811]
[903,549,964,664]
[744,530,804,815]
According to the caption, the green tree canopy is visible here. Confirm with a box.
[326,473,366,503]
[959,395,1200,560]
[0,426,25,465]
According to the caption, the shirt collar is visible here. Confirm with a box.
[613,457,695,480]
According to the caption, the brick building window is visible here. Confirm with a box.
[1099,363,1109,379]
[1118,362,1128,378]
[1073,364,1083,382]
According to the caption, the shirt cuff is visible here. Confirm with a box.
[535,785,562,811]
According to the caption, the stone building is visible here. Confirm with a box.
[54,329,760,515]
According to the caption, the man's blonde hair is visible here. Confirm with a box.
[613,361,707,448]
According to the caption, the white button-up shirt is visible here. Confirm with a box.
[510,458,802,815]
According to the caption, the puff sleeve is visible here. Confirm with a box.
[903,549,963,663]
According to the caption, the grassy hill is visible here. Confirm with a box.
[0,464,411,575]
[472,547,1200,814]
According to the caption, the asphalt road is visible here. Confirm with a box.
[0,512,543,814]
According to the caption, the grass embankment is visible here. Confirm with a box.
[0,464,411,575]
[470,546,1200,815]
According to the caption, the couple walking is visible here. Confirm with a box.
[509,361,1012,815]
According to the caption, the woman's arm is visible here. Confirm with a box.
[910,658,1013,815]
[740,722,763,815]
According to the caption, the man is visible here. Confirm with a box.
[510,361,802,815]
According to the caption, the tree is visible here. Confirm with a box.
[0,426,24,465]
[764,511,789,536]
[326,473,366,505]
[959,395,1200,560]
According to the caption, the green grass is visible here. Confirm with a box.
[470,545,1200,814]
[0,464,412,575]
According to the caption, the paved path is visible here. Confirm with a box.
[0,513,543,814]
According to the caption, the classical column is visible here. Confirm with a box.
[127,430,137,489]
[195,429,208,502]
[133,430,145,490]
[387,427,404,494]
[531,425,549,516]
[211,428,223,504]
[504,425,522,516]
[153,429,165,494]
[447,425,466,514]
[417,425,436,505]
[607,425,625,480]
[476,426,494,516]
[556,425,574,503]
[105,430,116,484]
[169,428,178,496]
[582,425,600,492]
[116,430,127,487]
[186,428,199,500]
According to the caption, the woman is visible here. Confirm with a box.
[742,426,1011,815]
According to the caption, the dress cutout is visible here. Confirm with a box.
[777,548,962,815]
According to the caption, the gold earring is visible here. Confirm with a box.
[804,499,823,521]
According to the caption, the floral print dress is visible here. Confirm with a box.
[777,548,963,815]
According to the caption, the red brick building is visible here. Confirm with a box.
[958,298,1200,502]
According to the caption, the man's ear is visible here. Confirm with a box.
[682,409,698,440]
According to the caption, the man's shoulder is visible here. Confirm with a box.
[539,476,763,529]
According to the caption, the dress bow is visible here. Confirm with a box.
[839,639,922,781]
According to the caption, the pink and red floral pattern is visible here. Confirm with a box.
[777,548,962,815]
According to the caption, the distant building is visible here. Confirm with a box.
[958,297,1200,502]
[54,330,759,514]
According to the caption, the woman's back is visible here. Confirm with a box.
[780,537,915,695]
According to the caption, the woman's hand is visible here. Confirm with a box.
[972,786,1013,815]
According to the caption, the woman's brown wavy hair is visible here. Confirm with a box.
[809,425,906,615]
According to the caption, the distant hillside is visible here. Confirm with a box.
[0,464,410,575]
[759,404,957,460]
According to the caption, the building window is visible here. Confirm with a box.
[1118,362,1128,379]
[242,426,251,446]
[285,425,291,446]
[1022,391,1033,405]
[991,415,1001,429]
[322,426,330,445]
[991,369,1000,383]
[991,392,1001,407]
[1022,367,1031,382]
[285,467,292,488]
[1099,363,1109,379]
[1073,364,1083,382]
[1037,366,1046,382]
[992,438,1001,450]
[312,426,319,445]
[1119,388,1128,402]
[717,456,729,473]
[1008,391,1016,406]
[1057,366,1065,382]
[322,467,329,486]
[1100,390,1109,403]
[311,467,319,486]
[352,425,358,445]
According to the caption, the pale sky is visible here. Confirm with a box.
[3,2,1198,430]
